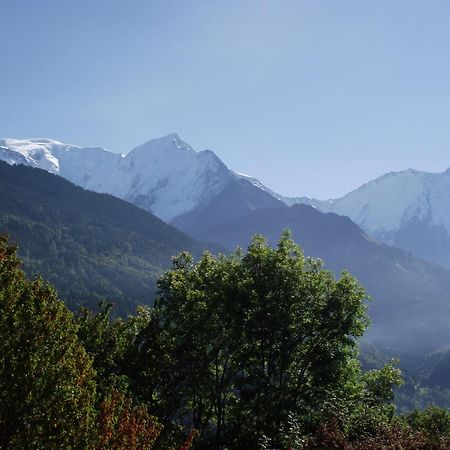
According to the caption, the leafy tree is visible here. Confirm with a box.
[131,232,372,449]
[6,229,438,449]
[96,389,162,450]
[0,235,96,449]
[76,302,152,394]
[406,406,450,448]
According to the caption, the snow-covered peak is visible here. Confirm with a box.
[332,169,431,234]
[122,136,232,221]
[129,133,194,157]
[2,137,71,147]
[296,167,450,241]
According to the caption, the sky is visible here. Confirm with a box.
[1,0,450,199]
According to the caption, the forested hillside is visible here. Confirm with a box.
[0,161,220,313]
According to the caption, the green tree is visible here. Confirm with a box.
[76,302,151,393]
[133,232,371,449]
[0,235,97,449]
[406,406,450,448]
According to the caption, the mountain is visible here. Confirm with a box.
[194,202,450,353]
[5,136,450,271]
[0,135,296,227]
[0,135,253,222]
[172,177,285,238]
[0,161,220,313]
[296,168,450,269]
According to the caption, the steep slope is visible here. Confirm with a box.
[171,177,285,238]
[200,203,450,353]
[298,168,450,268]
[0,161,219,313]
[121,135,233,221]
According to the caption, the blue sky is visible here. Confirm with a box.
[1,0,450,198]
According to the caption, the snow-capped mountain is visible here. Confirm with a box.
[5,134,450,269]
[0,134,238,222]
[300,168,450,268]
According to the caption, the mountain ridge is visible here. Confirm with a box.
[299,167,450,268]
[3,134,450,268]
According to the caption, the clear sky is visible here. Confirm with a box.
[1,0,450,199]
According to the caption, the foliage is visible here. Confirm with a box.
[76,302,151,393]
[0,234,96,449]
[125,232,377,448]
[0,234,188,450]
[96,389,162,450]
[405,406,450,447]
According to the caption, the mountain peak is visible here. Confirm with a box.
[129,133,194,157]
[158,132,186,147]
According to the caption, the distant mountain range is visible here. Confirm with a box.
[0,161,219,313]
[297,169,450,270]
[3,134,450,352]
[3,135,450,271]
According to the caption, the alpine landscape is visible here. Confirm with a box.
[2,2,450,449]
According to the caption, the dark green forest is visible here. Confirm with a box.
[2,233,450,449]
[0,161,220,314]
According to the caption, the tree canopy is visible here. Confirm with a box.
[0,234,96,449]
[125,232,394,448]
[0,235,163,450]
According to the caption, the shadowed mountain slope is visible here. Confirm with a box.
[197,203,450,353]
[0,161,220,313]
[171,177,285,238]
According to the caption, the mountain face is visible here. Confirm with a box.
[297,169,450,269]
[172,178,285,239]
[194,203,450,353]
[0,161,220,313]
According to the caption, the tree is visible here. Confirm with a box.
[75,302,152,394]
[133,232,371,449]
[96,389,162,450]
[0,235,97,449]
